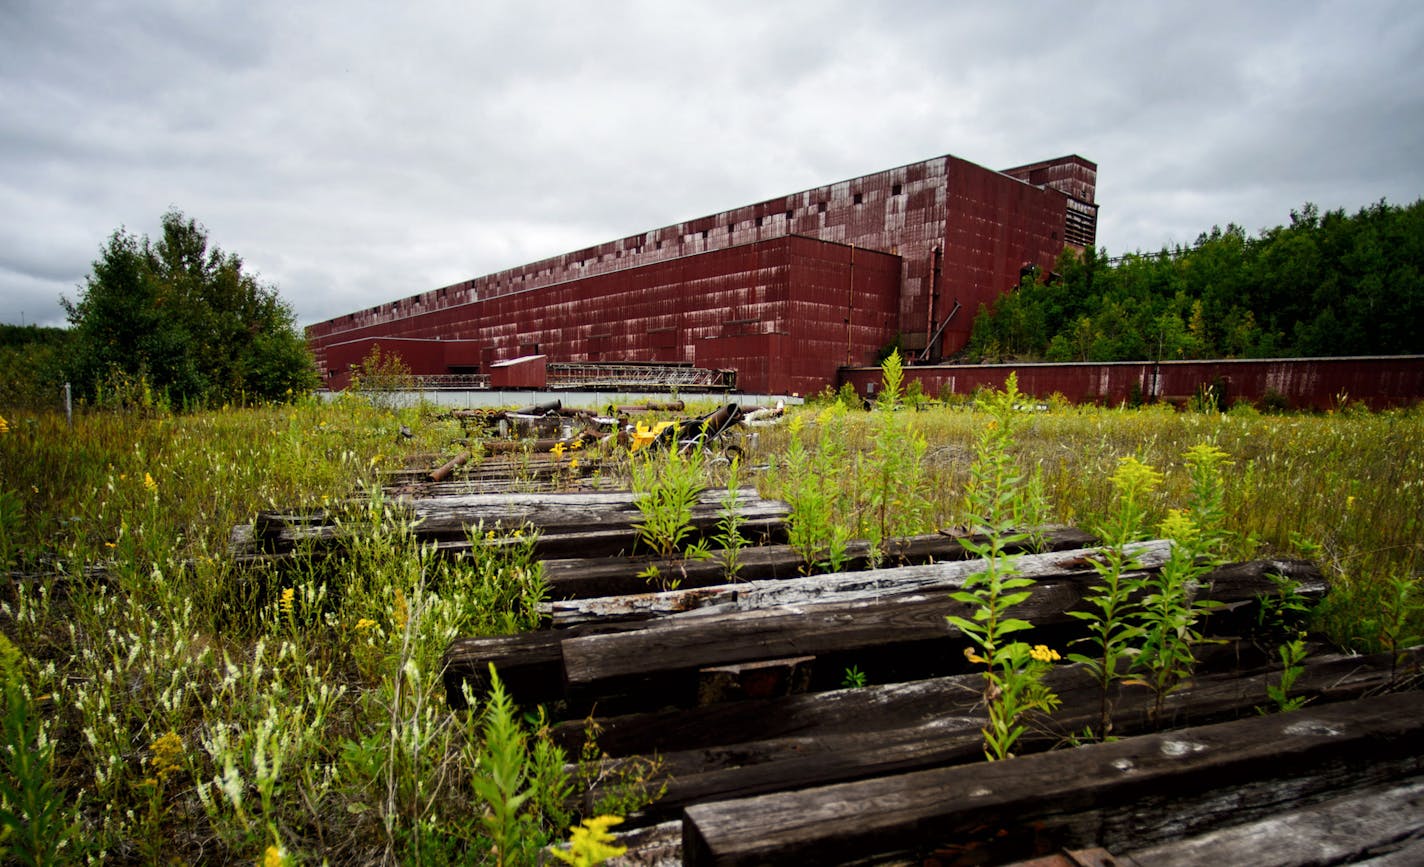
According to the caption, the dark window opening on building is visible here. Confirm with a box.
[853,192,864,205]
[891,184,902,196]
[702,229,709,240]
[785,209,794,221]
[818,202,828,213]
[756,216,764,227]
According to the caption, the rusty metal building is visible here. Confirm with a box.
[840,356,1424,412]
[306,152,1098,395]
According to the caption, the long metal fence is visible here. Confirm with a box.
[389,363,733,392]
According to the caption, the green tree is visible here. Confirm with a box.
[969,198,1424,361]
[0,326,71,410]
[62,211,317,406]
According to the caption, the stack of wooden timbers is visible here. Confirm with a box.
[435,493,1424,866]
[230,487,791,564]
[412,400,781,492]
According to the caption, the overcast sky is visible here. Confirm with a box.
[3,1,1422,329]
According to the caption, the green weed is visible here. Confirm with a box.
[631,446,706,561]
[1065,456,1161,739]
[781,407,853,574]
[1130,445,1231,724]
[947,374,1061,760]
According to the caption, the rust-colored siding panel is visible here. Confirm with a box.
[488,355,547,389]
[840,357,1424,411]
[305,151,1094,394]
[311,235,898,394]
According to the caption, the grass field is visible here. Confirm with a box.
[0,391,1420,863]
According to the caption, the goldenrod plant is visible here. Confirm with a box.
[575,715,668,819]
[948,375,1061,760]
[1130,444,1232,724]
[1372,574,1424,687]
[549,815,627,866]
[781,406,854,574]
[1066,455,1162,739]
[713,456,749,581]
[862,351,931,565]
[630,445,706,561]
[470,665,540,867]
[1262,632,1311,714]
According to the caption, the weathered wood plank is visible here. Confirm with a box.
[404,488,780,540]
[443,557,1323,711]
[601,820,684,867]
[240,488,777,537]
[575,648,1421,822]
[558,643,1415,759]
[1354,838,1424,867]
[559,558,1324,695]
[540,527,1099,603]
[232,488,788,560]
[545,536,1150,625]
[682,691,1424,866]
[1122,776,1424,867]
[441,619,655,709]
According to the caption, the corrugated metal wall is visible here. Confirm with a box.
[306,151,1094,392]
[840,356,1424,411]
[316,235,900,395]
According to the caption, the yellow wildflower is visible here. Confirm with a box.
[279,587,296,617]
[963,647,988,665]
[1346,495,1356,509]
[143,472,157,493]
[0,414,8,434]
[569,438,584,450]
[1109,456,1164,497]
[393,588,409,630]
[550,441,566,458]
[355,618,377,631]
[1183,443,1231,468]
[262,844,287,867]
[550,815,627,865]
[1158,509,1199,547]
[569,457,580,471]
[1029,645,1061,663]
[148,731,185,783]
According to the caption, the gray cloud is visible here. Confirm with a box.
[3,0,1421,328]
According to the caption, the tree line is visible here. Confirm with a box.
[4,198,1423,411]
[2,211,317,410]
[966,198,1424,363]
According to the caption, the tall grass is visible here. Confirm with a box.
[760,397,1424,652]
[0,392,1420,861]
[0,396,567,862]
